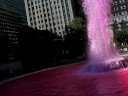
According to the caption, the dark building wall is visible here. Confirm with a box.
[0,1,23,64]
[0,35,9,63]
[18,0,27,25]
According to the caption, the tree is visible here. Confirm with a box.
[69,17,85,31]
[64,17,88,59]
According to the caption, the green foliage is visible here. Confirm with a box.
[69,17,85,31]
[64,16,88,59]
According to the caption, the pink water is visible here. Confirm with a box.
[83,0,123,65]
[2,63,128,96]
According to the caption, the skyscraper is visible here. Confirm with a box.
[18,0,28,25]
[0,0,27,64]
[25,0,74,36]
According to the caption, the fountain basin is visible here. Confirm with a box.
[84,58,128,73]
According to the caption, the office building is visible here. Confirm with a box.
[25,0,74,36]
[0,0,27,64]
[18,0,28,25]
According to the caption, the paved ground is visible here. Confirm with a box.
[1,62,128,96]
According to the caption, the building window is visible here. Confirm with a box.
[61,21,62,24]
[43,4,45,7]
[124,11,127,15]
[46,24,48,27]
[120,6,123,10]
[32,7,34,10]
[33,12,35,15]
[122,12,125,15]
[123,5,126,9]
[29,12,31,16]
[114,1,117,5]
[46,3,48,6]
[34,17,36,20]
[122,0,125,3]
[119,0,122,4]
[28,3,30,6]
[35,22,36,25]
[54,27,56,31]
[48,13,50,16]
[116,7,118,11]
[50,22,52,26]
[31,2,33,5]
[53,22,55,25]
[57,16,59,19]
[45,19,47,22]
[29,8,31,11]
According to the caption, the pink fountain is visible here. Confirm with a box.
[83,0,128,72]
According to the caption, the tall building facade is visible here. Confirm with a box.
[112,0,128,32]
[25,0,74,36]
[0,0,27,64]
[18,0,28,25]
